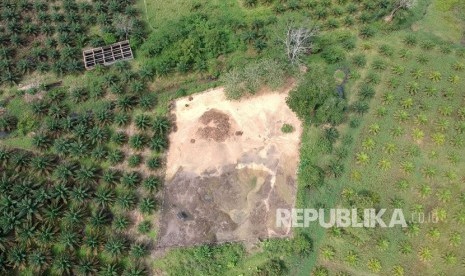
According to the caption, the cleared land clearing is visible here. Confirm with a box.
[158,83,302,248]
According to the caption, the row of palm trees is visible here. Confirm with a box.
[0,0,146,85]
[0,145,154,274]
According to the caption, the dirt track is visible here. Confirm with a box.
[158,83,302,248]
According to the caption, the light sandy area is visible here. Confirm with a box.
[166,84,302,179]
[158,82,302,248]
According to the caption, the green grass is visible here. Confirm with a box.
[137,0,273,31]
[415,0,465,42]
[313,28,465,275]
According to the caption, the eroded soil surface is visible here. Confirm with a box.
[158,84,302,248]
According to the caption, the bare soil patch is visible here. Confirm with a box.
[158,84,302,248]
[197,109,232,142]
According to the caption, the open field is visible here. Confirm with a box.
[158,84,302,247]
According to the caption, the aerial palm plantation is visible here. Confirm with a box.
[1,0,465,275]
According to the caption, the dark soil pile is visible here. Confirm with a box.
[197,109,231,142]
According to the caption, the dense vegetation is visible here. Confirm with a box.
[1,0,465,275]
[0,0,146,85]
[0,60,171,273]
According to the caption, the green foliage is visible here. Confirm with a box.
[254,259,288,276]
[163,243,245,275]
[322,46,346,64]
[281,123,295,133]
[142,13,242,75]
[137,221,152,234]
[223,59,287,100]
[286,64,346,126]
[128,155,142,168]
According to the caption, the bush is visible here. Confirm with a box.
[359,84,375,100]
[350,117,361,128]
[352,54,367,67]
[254,259,287,276]
[321,46,346,64]
[223,59,286,100]
[287,64,346,126]
[359,25,376,38]
[403,34,417,46]
[281,124,294,133]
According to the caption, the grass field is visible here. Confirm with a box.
[414,0,465,42]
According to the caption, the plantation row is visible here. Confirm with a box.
[0,0,146,86]
[310,29,465,275]
[0,146,158,274]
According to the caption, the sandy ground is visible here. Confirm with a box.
[158,83,302,248]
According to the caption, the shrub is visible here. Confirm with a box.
[359,85,375,100]
[321,46,346,64]
[281,124,294,133]
[359,25,376,38]
[223,59,286,100]
[286,64,346,126]
[378,44,394,57]
[352,54,367,67]
[403,34,417,46]
[350,117,361,128]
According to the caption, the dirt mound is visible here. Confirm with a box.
[197,109,231,142]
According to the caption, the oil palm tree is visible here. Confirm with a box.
[139,197,156,214]
[116,192,137,211]
[103,169,121,187]
[392,265,404,276]
[94,186,116,208]
[143,176,160,193]
[113,215,130,232]
[135,114,152,131]
[76,256,99,275]
[449,232,461,247]
[367,258,381,273]
[362,138,375,151]
[121,172,141,188]
[130,243,148,259]
[418,247,432,262]
[429,71,442,82]
[31,155,56,176]
[378,159,391,171]
[152,116,171,136]
[53,254,74,275]
[355,152,369,165]
[32,133,52,151]
[75,165,99,185]
[8,245,27,270]
[105,236,127,257]
[149,136,167,152]
[129,134,146,151]
[99,262,121,276]
[398,241,413,254]
[29,248,51,273]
